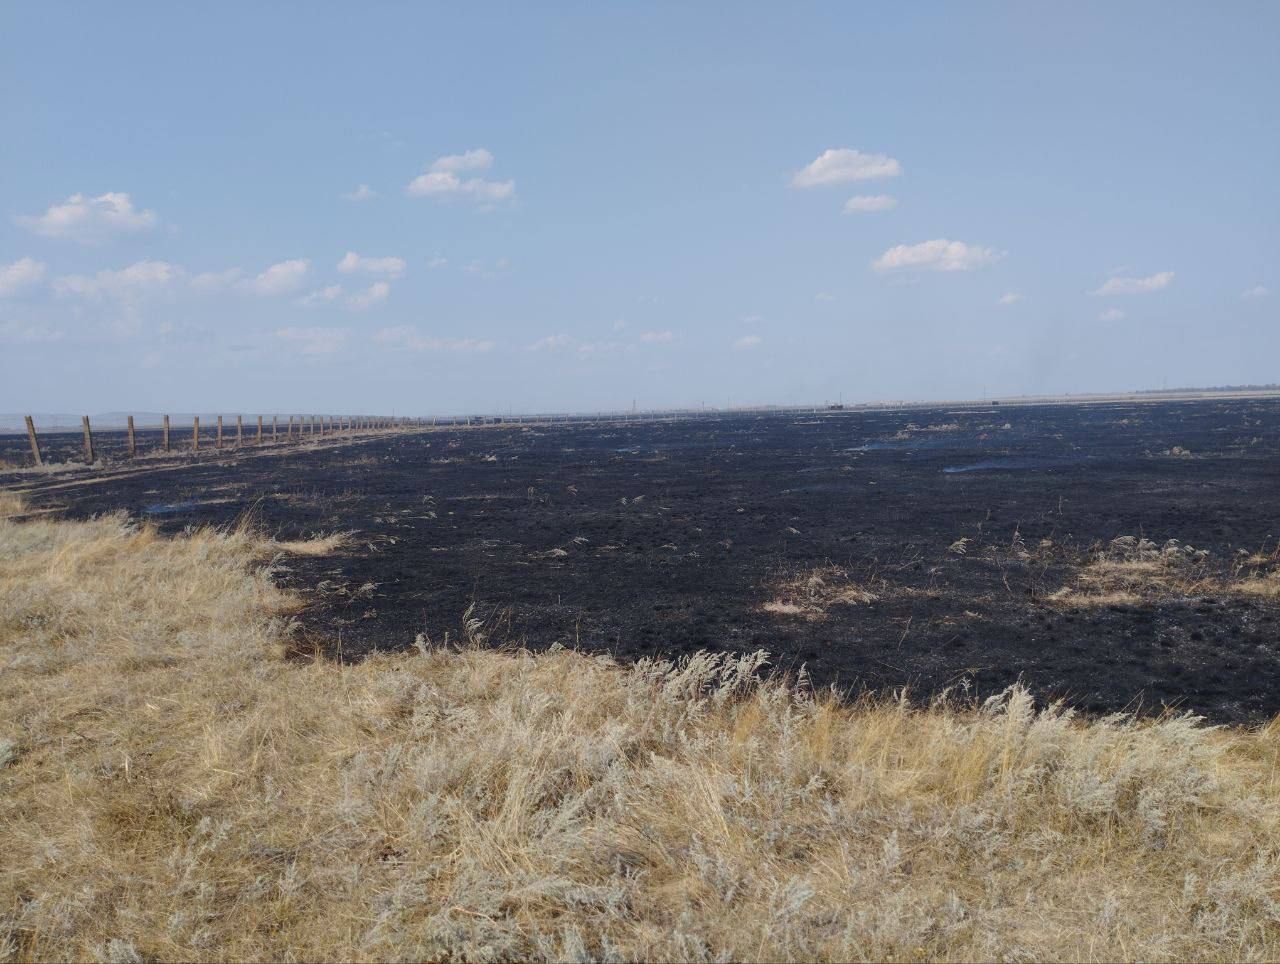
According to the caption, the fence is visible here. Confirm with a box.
[15,414,424,468]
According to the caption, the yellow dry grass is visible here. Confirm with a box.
[762,565,879,621]
[3,506,1280,961]
[271,532,352,556]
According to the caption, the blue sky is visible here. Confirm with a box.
[1,2,1276,414]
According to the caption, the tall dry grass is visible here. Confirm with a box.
[2,501,1280,961]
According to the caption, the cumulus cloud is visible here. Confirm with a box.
[0,319,63,342]
[843,194,897,213]
[1098,307,1126,321]
[54,260,181,299]
[527,334,572,352]
[407,148,514,202]
[247,259,309,296]
[298,285,343,307]
[346,281,391,310]
[341,184,376,201]
[733,334,763,351]
[1092,271,1174,295]
[0,257,46,297]
[997,292,1022,305]
[275,326,348,355]
[337,251,406,278]
[639,330,675,343]
[792,149,902,188]
[374,325,494,353]
[872,239,1002,273]
[1242,285,1269,300]
[15,192,158,242]
[189,267,243,292]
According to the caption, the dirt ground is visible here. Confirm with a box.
[5,398,1279,722]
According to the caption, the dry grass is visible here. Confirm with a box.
[762,565,880,620]
[3,507,1280,961]
[271,532,352,556]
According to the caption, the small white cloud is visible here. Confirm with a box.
[190,267,243,292]
[612,318,628,331]
[337,251,406,278]
[733,334,763,351]
[275,326,348,355]
[0,319,63,342]
[997,292,1022,305]
[407,149,514,202]
[15,192,158,243]
[427,256,448,269]
[1098,307,1126,321]
[247,259,309,296]
[430,148,494,173]
[347,281,391,310]
[792,149,902,188]
[1242,285,1269,300]
[298,284,343,307]
[815,291,835,303]
[872,239,1002,273]
[842,194,897,213]
[1092,271,1174,295]
[0,257,46,297]
[374,325,494,353]
[527,333,572,352]
[639,330,674,343]
[341,184,376,201]
[54,260,181,299]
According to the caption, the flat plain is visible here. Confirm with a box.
[5,396,1279,722]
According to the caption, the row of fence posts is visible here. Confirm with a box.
[22,414,419,467]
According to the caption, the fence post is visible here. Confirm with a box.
[236,414,243,447]
[24,415,42,466]
[163,414,170,452]
[193,416,200,451]
[127,415,136,457]
[287,414,294,438]
[257,415,264,444]
[81,416,95,464]
[272,414,278,441]
[216,414,224,449]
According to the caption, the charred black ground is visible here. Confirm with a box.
[5,398,1279,722]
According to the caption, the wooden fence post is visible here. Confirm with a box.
[163,414,170,452]
[257,415,264,444]
[24,415,42,466]
[236,414,243,447]
[81,416,95,464]
[272,414,278,441]
[127,415,136,457]
[216,415,224,449]
[287,414,294,438]
[193,416,200,451]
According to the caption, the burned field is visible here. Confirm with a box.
[5,397,1279,722]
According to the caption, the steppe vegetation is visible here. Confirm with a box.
[3,495,1280,961]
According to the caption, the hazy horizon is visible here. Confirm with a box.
[2,3,1276,413]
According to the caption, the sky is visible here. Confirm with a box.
[1,2,1276,415]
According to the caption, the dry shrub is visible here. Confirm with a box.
[762,565,878,620]
[3,509,1280,961]
[1048,536,1214,608]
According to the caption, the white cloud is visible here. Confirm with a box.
[337,251,406,278]
[54,260,181,299]
[429,148,493,173]
[1098,307,1126,321]
[15,192,158,242]
[189,267,243,292]
[639,330,674,343]
[407,149,514,202]
[374,325,494,353]
[275,326,348,355]
[1242,285,1269,300]
[872,239,1002,273]
[298,284,343,307]
[733,334,763,351]
[0,319,63,342]
[612,319,628,331]
[427,256,448,269]
[843,194,897,213]
[997,292,1022,305]
[527,334,572,352]
[792,149,902,188]
[341,184,376,201]
[247,259,309,296]
[346,281,390,310]
[815,291,835,303]
[1092,271,1174,295]
[0,257,46,297]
